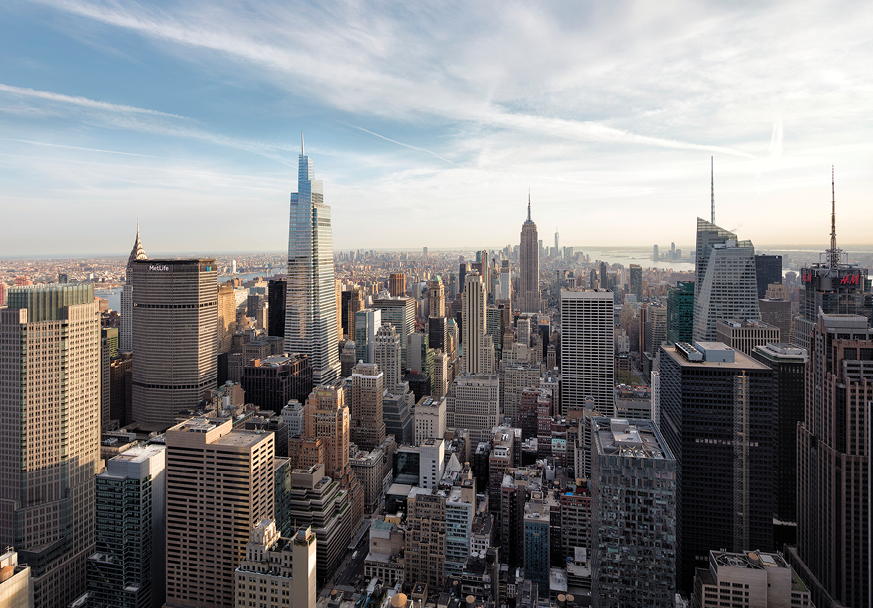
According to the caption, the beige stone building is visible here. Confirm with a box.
[164,418,275,608]
[404,488,447,592]
[234,520,316,608]
[0,549,33,608]
[0,285,101,608]
[350,363,386,451]
[414,396,446,445]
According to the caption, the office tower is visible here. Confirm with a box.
[560,289,614,415]
[217,283,236,352]
[518,387,551,441]
[429,276,445,318]
[120,223,147,352]
[354,308,382,364]
[422,246,428,258]
[750,343,806,529]
[389,273,406,297]
[590,418,677,606]
[414,396,446,444]
[599,262,608,289]
[666,281,694,345]
[462,272,486,374]
[419,437,445,490]
[792,176,872,349]
[335,279,342,341]
[693,218,760,342]
[789,314,871,608]
[501,359,540,424]
[0,282,6,307]
[0,285,100,608]
[407,332,433,377]
[644,304,667,354]
[431,350,449,400]
[659,342,774,591]
[100,327,117,429]
[110,352,134,426]
[131,259,217,425]
[446,374,500,443]
[518,197,540,313]
[554,228,560,257]
[0,548,33,607]
[758,298,792,343]
[445,470,476,578]
[342,286,364,340]
[499,259,511,302]
[715,319,780,355]
[383,389,414,444]
[234,522,316,608]
[241,353,314,413]
[405,488,447,590]
[88,444,166,608]
[303,385,351,481]
[517,313,532,347]
[754,254,782,299]
[273,464,351,584]
[285,138,341,385]
[372,296,416,368]
[350,363,386,451]
[428,315,447,352]
[374,323,402,386]
[522,491,556,597]
[267,276,287,338]
[691,550,812,608]
[459,260,469,294]
[164,418,274,608]
[340,340,356,377]
[628,264,642,301]
[485,306,503,354]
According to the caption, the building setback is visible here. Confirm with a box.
[715,319,780,356]
[518,197,540,314]
[241,353,313,414]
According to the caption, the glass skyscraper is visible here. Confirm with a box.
[285,136,340,385]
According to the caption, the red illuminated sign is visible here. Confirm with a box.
[840,274,860,285]
[802,273,812,283]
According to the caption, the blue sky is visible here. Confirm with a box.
[1,0,872,256]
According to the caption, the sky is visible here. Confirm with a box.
[1,0,872,256]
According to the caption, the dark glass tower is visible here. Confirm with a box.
[659,342,775,592]
[754,254,782,299]
[267,276,287,338]
[665,281,694,345]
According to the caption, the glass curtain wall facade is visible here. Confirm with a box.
[285,140,341,385]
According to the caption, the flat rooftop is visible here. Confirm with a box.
[593,418,673,460]
[663,344,770,371]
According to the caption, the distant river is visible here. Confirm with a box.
[584,249,695,272]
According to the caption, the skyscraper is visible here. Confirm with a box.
[499,260,511,304]
[665,280,694,345]
[791,171,871,349]
[554,228,560,258]
[285,136,341,385]
[428,276,445,318]
[789,314,871,608]
[374,323,402,387]
[372,296,415,369]
[659,342,774,591]
[88,444,166,608]
[518,196,539,313]
[591,418,677,606]
[628,264,642,301]
[754,254,782,299]
[692,218,760,342]
[354,308,381,364]
[120,222,147,352]
[560,289,614,415]
[267,276,287,338]
[0,284,101,608]
[350,362,386,451]
[164,418,275,608]
[131,259,218,426]
[462,272,486,374]
[389,273,406,297]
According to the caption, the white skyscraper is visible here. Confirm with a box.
[462,272,486,374]
[120,222,146,352]
[560,289,615,415]
[373,323,402,387]
[285,135,340,385]
[692,218,760,342]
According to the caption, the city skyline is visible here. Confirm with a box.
[2,1,873,255]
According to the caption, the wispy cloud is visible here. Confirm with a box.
[348,124,457,166]
[0,83,186,118]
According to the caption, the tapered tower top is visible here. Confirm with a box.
[127,219,147,268]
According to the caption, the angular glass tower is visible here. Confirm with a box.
[285,135,340,385]
[692,218,759,342]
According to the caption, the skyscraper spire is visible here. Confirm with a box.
[527,189,531,222]
[301,131,305,156]
[829,165,839,268]
[711,156,715,225]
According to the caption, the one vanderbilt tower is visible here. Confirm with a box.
[285,134,341,384]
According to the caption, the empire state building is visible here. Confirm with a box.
[518,196,539,313]
[285,135,341,384]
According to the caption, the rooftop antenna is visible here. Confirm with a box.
[829,165,839,268]
[301,132,305,156]
[711,156,715,225]
[527,189,531,222]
